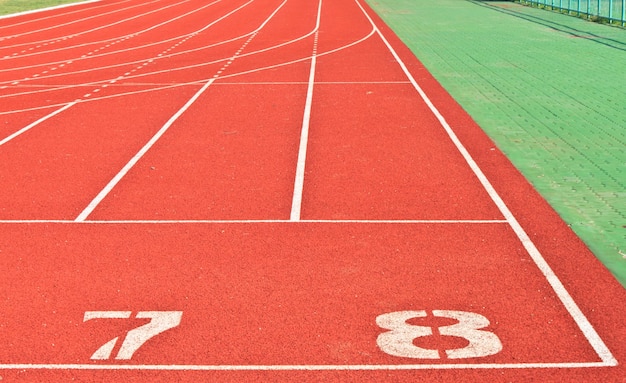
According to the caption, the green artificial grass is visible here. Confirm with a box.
[0,0,86,16]
[367,0,626,286]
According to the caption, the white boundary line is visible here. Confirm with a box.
[1,80,410,87]
[0,0,101,20]
[352,0,617,368]
[0,219,508,224]
[0,361,612,370]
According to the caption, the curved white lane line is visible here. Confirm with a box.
[0,0,255,97]
[0,0,378,115]
[0,0,163,45]
[0,0,292,100]
[0,0,258,148]
[0,0,222,66]
[0,28,376,115]
[0,5,373,107]
[0,0,286,83]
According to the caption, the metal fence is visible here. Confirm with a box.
[515,0,626,26]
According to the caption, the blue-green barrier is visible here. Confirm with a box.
[515,0,626,26]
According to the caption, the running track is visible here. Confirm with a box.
[0,0,625,381]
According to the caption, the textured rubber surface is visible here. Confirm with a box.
[1,0,626,381]
[366,0,626,287]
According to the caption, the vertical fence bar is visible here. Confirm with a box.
[610,0,614,22]
[516,0,624,26]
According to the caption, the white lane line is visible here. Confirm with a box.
[0,219,509,224]
[0,102,76,147]
[0,361,613,370]
[290,0,322,221]
[0,0,166,46]
[289,53,314,220]
[74,79,215,222]
[352,0,617,367]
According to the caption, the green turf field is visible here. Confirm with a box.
[0,0,86,16]
[367,0,626,287]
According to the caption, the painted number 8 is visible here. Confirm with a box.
[376,310,502,359]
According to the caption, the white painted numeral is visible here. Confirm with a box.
[376,310,502,359]
[83,311,182,360]
[376,310,439,359]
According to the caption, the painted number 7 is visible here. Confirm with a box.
[83,311,182,360]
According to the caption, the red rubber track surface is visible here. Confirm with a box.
[0,0,625,382]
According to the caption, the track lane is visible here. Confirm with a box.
[0,0,625,382]
[0,1,281,220]
[0,222,604,365]
[0,0,263,146]
[296,0,502,220]
[0,0,232,82]
[83,0,317,220]
[0,87,201,220]
[0,0,177,51]
[303,82,504,220]
[0,0,283,112]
